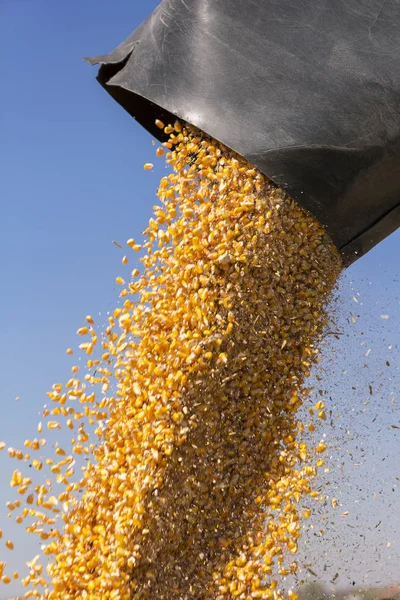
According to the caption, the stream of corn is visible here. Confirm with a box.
[1,123,342,599]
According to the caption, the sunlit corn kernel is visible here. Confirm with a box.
[217,352,228,364]
[299,448,307,461]
[155,119,165,129]
[10,470,22,487]
[47,421,61,431]
[5,540,14,550]
[144,163,154,171]
[77,327,89,336]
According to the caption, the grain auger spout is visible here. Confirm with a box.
[86,0,400,266]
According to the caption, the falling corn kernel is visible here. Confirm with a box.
[10,470,22,487]
[217,352,228,365]
[76,327,89,336]
[5,540,14,550]
[47,421,61,431]
[144,163,154,171]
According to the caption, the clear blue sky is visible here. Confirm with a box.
[0,1,399,597]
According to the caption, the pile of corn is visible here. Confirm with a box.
[0,123,342,600]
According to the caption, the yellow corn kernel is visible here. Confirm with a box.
[77,327,89,336]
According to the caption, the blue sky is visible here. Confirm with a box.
[0,0,399,597]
